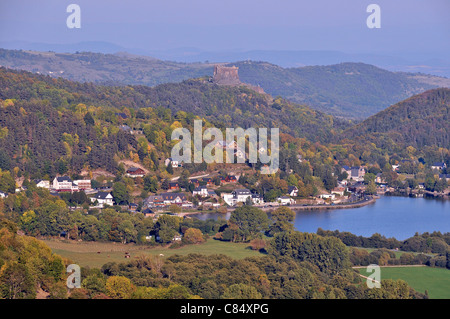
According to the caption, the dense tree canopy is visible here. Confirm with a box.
[228,206,271,242]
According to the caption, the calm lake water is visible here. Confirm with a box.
[195,195,450,240]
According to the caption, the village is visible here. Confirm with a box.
[3,152,448,225]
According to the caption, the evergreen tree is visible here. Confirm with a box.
[84,112,95,126]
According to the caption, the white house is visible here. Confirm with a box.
[0,191,7,198]
[222,189,263,206]
[91,192,114,207]
[161,193,187,205]
[222,189,252,206]
[233,188,252,203]
[192,186,209,197]
[319,193,336,200]
[165,158,182,168]
[350,167,365,181]
[221,193,235,206]
[35,179,50,189]
[251,193,264,205]
[277,196,295,205]
[74,179,91,190]
[53,176,78,192]
[331,186,346,197]
[431,162,447,171]
[144,193,188,207]
[171,159,181,168]
[288,186,298,197]
[375,173,386,184]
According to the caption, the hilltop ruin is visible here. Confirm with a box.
[212,65,241,85]
[212,64,265,95]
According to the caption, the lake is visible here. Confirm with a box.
[194,195,450,240]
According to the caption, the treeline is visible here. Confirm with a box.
[317,228,450,254]
[349,248,450,269]
[317,229,450,269]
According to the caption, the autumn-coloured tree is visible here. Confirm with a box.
[105,276,136,299]
[183,228,205,244]
[0,220,66,299]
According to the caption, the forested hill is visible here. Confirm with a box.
[341,88,450,150]
[0,66,342,140]
[0,67,341,176]
[1,48,449,119]
[129,80,344,142]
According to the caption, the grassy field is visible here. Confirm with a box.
[359,266,450,299]
[44,238,264,269]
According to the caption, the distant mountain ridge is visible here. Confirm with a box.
[2,41,449,76]
[0,48,449,119]
[231,60,450,118]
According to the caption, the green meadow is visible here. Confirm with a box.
[360,266,450,299]
[45,238,263,269]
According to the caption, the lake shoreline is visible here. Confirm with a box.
[287,196,377,211]
[194,195,450,240]
[188,191,449,218]
[220,195,379,213]
[186,191,450,222]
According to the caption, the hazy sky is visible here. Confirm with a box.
[0,0,449,53]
